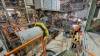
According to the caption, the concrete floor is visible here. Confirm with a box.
[86,32,100,56]
[47,32,72,55]
[26,21,100,56]
[26,32,72,56]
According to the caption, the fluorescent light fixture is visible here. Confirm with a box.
[7,8,14,10]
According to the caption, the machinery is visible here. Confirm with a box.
[0,22,49,56]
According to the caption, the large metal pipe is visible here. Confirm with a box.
[16,27,43,43]
[5,35,42,56]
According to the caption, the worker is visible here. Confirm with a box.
[40,14,48,24]
[71,23,82,49]
[72,24,81,33]
[71,23,83,56]
[10,0,17,6]
[11,9,19,23]
[1,12,7,21]
[62,18,70,37]
[11,22,21,32]
[30,14,37,23]
[46,13,53,26]
[68,16,77,26]
[16,10,21,18]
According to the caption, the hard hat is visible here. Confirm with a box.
[72,24,81,31]
[77,19,82,22]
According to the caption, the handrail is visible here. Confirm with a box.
[5,35,47,56]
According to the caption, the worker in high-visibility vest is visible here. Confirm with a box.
[71,24,82,48]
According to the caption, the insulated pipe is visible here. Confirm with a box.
[5,35,42,56]
[16,27,43,43]
[5,22,48,56]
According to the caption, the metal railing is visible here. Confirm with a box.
[5,35,47,56]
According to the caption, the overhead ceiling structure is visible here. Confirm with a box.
[61,0,90,12]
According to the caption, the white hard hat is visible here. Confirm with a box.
[78,19,81,22]
[72,24,80,31]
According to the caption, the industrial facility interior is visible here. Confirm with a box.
[0,0,100,56]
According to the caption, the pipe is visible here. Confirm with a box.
[16,27,43,43]
[5,35,42,56]
[5,22,48,56]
